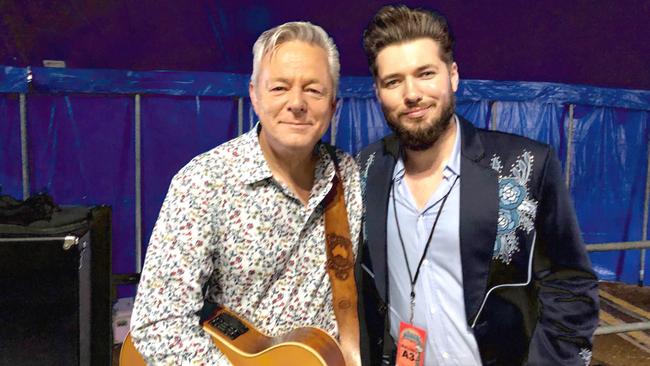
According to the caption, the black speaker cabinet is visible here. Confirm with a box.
[0,206,111,366]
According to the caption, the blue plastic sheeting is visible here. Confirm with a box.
[27,68,379,98]
[495,101,564,161]
[570,106,649,283]
[333,98,390,153]
[457,80,650,111]
[1,65,650,288]
[333,98,494,154]
[31,67,251,97]
[26,95,137,277]
[0,67,28,93]
[338,76,378,98]
[141,96,238,255]
[0,96,22,198]
[242,98,263,135]
[456,100,491,130]
[27,67,383,99]
[334,97,650,285]
[3,67,650,109]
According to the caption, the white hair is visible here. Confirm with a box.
[251,21,340,96]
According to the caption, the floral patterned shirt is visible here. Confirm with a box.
[130,126,362,365]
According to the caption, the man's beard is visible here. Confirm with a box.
[385,94,456,151]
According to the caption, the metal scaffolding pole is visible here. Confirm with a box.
[595,322,650,335]
[565,104,575,188]
[237,97,243,136]
[586,241,650,252]
[20,93,29,199]
[640,132,650,286]
[135,94,143,273]
[490,101,498,131]
[330,99,342,146]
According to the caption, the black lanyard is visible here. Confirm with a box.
[391,174,459,323]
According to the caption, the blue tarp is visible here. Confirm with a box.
[1,66,649,295]
[4,67,650,108]
[140,96,238,258]
[570,106,649,282]
[26,94,137,277]
[0,95,22,198]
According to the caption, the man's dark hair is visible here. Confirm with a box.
[362,5,455,78]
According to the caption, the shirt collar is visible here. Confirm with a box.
[393,114,462,182]
[240,122,336,186]
[447,115,461,176]
[238,123,273,184]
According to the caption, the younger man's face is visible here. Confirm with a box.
[375,38,459,150]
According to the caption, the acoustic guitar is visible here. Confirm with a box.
[119,305,346,366]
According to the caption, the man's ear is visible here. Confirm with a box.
[450,62,459,92]
[327,97,339,125]
[249,82,259,114]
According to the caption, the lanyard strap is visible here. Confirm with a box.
[392,175,459,323]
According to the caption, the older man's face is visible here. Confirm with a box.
[250,40,335,156]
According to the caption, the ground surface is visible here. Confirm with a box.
[592,282,650,366]
[111,281,650,365]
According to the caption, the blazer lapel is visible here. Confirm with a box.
[365,136,399,303]
[458,118,499,325]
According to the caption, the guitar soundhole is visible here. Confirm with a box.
[210,313,249,340]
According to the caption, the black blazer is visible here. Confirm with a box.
[355,117,599,365]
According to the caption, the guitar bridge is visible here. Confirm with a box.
[209,313,249,340]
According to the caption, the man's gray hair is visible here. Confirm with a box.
[251,21,340,96]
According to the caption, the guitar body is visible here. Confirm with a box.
[120,306,346,366]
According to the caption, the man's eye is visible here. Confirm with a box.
[384,80,399,88]
[270,86,287,92]
[306,88,323,95]
[420,71,435,78]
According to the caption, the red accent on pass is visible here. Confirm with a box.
[395,321,427,366]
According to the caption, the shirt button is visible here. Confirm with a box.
[430,307,436,315]
[422,259,429,266]
[442,352,450,359]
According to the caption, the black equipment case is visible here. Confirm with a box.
[0,205,112,366]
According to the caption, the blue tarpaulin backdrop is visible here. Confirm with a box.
[1,66,649,295]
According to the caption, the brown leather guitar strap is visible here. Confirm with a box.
[323,169,361,366]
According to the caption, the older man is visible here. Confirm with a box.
[357,5,599,366]
[131,22,362,365]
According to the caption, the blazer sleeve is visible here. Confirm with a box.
[526,147,600,365]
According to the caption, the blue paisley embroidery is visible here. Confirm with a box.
[490,151,538,264]
[578,348,591,366]
[579,348,592,366]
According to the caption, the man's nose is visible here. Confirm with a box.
[403,78,422,106]
[287,89,307,114]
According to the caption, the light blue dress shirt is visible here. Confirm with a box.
[387,117,482,365]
